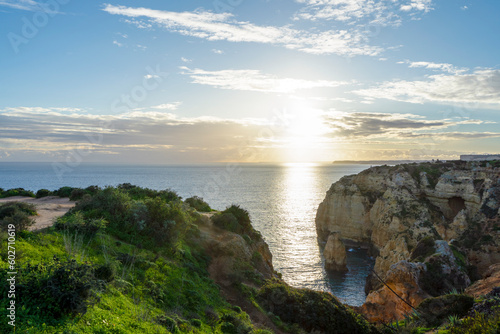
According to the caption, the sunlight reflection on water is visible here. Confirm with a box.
[269,163,374,306]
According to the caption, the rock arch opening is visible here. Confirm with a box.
[448,196,466,218]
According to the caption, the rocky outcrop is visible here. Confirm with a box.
[324,232,347,271]
[317,162,500,277]
[360,261,429,323]
[197,214,275,287]
[465,263,500,298]
[317,161,500,322]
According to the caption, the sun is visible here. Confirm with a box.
[281,99,332,163]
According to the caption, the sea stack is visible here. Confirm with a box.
[324,232,348,272]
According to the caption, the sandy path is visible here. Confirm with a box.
[0,196,76,231]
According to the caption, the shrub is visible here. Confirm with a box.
[416,294,474,327]
[55,186,77,198]
[257,279,379,334]
[156,315,179,332]
[69,188,88,201]
[117,183,181,202]
[0,202,36,218]
[410,236,436,262]
[0,202,37,231]
[1,257,103,320]
[36,189,52,198]
[213,213,239,232]
[55,212,107,237]
[94,263,116,282]
[190,318,202,328]
[185,196,212,212]
[0,188,35,198]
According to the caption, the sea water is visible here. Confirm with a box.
[0,162,374,306]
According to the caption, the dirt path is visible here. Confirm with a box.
[0,196,75,231]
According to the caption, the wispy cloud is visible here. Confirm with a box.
[400,0,433,12]
[354,69,500,108]
[294,0,433,25]
[326,112,451,137]
[0,107,269,162]
[0,0,41,11]
[180,67,349,93]
[398,60,468,74]
[212,49,225,54]
[102,4,381,56]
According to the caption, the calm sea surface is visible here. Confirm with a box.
[0,162,373,306]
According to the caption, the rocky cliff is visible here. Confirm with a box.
[316,160,500,322]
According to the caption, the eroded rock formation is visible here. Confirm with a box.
[316,161,500,322]
[324,232,347,271]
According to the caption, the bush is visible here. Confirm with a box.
[36,189,52,198]
[213,213,239,232]
[190,318,202,328]
[449,311,500,334]
[410,236,436,262]
[0,188,35,198]
[212,205,262,241]
[69,188,88,201]
[94,263,116,283]
[185,196,212,212]
[117,183,181,202]
[416,294,474,327]
[55,212,107,237]
[0,202,37,232]
[55,186,77,198]
[0,257,103,320]
[257,279,379,334]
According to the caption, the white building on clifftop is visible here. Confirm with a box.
[460,154,500,161]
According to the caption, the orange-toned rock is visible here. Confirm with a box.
[465,263,500,298]
[360,261,430,323]
[324,232,347,271]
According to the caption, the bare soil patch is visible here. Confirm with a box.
[0,196,75,231]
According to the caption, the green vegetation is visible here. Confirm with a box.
[402,163,447,189]
[0,201,37,231]
[256,279,380,334]
[212,205,262,241]
[0,188,35,198]
[389,289,500,333]
[410,236,435,262]
[415,294,474,327]
[0,185,263,333]
[185,196,212,212]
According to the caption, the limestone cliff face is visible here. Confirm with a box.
[324,232,347,271]
[316,162,500,279]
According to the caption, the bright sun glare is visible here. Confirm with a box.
[282,99,332,163]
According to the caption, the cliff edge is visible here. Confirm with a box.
[316,160,500,322]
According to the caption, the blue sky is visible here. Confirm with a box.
[0,0,499,163]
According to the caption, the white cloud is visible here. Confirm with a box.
[180,67,349,93]
[354,69,500,109]
[0,0,40,11]
[0,107,280,163]
[102,4,381,56]
[400,60,468,74]
[151,102,182,110]
[400,0,433,12]
[181,57,192,63]
[212,49,225,54]
[113,40,124,47]
[294,0,433,25]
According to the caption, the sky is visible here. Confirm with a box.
[0,0,499,164]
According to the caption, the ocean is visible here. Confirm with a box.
[0,162,374,306]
